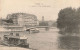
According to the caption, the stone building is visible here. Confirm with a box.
[7,13,39,27]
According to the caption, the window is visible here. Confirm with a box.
[10,33,13,36]
[16,33,19,36]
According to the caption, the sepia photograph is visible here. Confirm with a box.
[0,0,80,50]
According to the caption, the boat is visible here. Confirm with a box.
[26,27,39,33]
[2,33,29,48]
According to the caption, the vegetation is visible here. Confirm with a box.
[57,7,80,34]
[6,19,13,23]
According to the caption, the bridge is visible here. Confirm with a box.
[2,25,49,28]
[35,26,49,28]
[35,26,50,30]
[2,25,52,31]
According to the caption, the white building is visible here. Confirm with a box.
[7,13,39,27]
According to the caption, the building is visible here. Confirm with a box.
[7,14,18,24]
[0,17,13,26]
[39,16,48,26]
[42,16,44,21]
[39,16,56,27]
[7,13,39,27]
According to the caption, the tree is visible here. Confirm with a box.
[57,7,79,34]
[6,18,13,23]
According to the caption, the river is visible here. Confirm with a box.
[25,28,80,50]
[0,28,80,50]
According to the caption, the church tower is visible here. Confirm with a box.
[42,16,44,21]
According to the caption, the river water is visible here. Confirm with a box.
[26,28,80,50]
[0,28,80,50]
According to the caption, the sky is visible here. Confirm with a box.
[0,0,80,21]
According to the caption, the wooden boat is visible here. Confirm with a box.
[2,33,29,48]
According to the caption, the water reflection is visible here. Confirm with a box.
[58,36,80,50]
[0,28,80,50]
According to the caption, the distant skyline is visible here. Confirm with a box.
[0,0,80,21]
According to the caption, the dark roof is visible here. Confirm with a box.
[8,13,37,20]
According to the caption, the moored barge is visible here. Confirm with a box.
[2,33,29,48]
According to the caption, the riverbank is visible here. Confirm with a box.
[0,45,32,50]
